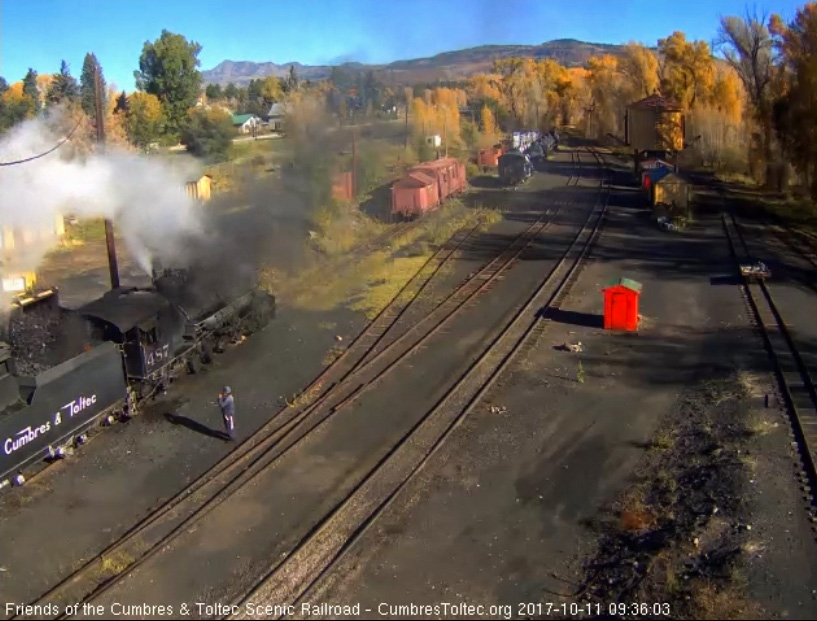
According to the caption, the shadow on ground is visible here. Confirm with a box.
[165,413,230,441]
[542,307,604,328]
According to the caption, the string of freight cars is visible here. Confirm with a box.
[0,118,83,166]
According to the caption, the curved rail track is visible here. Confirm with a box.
[17,155,589,620]
[12,223,472,620]
[722,212,817,520]
[230,147,610,620]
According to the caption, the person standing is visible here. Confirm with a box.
[218,386,236,441]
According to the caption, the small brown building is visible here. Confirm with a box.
[185,174,213,202]
[625,94,685,173]
[651,171,691,214]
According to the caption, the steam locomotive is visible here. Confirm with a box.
[0,265,276,486]
[498,150,534,186]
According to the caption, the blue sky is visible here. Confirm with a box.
[0,0,805,92]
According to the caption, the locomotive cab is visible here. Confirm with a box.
[77,288,185,381]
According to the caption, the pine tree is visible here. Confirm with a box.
[80,53,106,117]
[285,65,299,93]
[47,60,80,105]
[22,68,40,111]
[114,91,129,114]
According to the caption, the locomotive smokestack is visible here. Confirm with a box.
[94,66,120,290]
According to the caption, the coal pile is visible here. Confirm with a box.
[6,303,92,377]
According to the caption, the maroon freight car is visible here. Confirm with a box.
[391,157,467,219]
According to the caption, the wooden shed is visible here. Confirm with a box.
[185,174,213,202]
[651,171,691,213]
[332,172,354,203]
[625,94,685,152]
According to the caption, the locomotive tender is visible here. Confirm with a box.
[0,265,275,485]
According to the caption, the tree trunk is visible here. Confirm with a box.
[810,160,817,202]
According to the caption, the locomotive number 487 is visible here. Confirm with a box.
[146,344,170,369]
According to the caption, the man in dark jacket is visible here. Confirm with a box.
[218,386,236,441]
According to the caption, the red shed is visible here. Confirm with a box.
[391,171,438,218]
[602,277,642,331]
[332,172,353,202]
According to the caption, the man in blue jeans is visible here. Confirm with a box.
[218,386,236,441]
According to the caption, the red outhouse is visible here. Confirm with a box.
[602,277,642,331]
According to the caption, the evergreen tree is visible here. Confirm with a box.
[205,83,223,101]
[80,53,106,117]
[22,68,40,111]
[223,82,238,100]
[285,65,299,92]
[46,60,80,105]
[134,30,203,136]
[114,91,129,114]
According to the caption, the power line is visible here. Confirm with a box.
[0,117,84,167]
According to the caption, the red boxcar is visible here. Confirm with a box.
[391,171,438,218]
[390,157,467,219]
[477,144,503,168]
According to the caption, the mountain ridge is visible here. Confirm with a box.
[201,39,623,86]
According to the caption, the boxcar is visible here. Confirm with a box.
[390,158,466,219]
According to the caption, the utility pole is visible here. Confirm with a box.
[94,66,120,290]
[351,124,357,199]
[404,102,409,149]
[443,115,448,159]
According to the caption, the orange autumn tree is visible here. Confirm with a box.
[584,54,627,137]
[658,31,716,109]
[411,87,464,149]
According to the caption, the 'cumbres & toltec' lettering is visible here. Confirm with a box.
[2,394,98,456]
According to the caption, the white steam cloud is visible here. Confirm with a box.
[0,113,208,281]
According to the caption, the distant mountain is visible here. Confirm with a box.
[202,60,369,85]
[201,39,623,86]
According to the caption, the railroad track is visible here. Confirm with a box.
[0,219,421,497]
[765,220,817,272]
[515,146,607,360]
[230,149,610,619]
[11,224,471,620]
[722,211,817,521]
[568,149,582,186]
[19,190,573,621]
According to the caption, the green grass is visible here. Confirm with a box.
[273,202,505,319]
[64,218,107,245]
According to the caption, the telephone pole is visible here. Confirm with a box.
[351,124,357,199]
[443,115,448,158]
[94,66,120,290]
